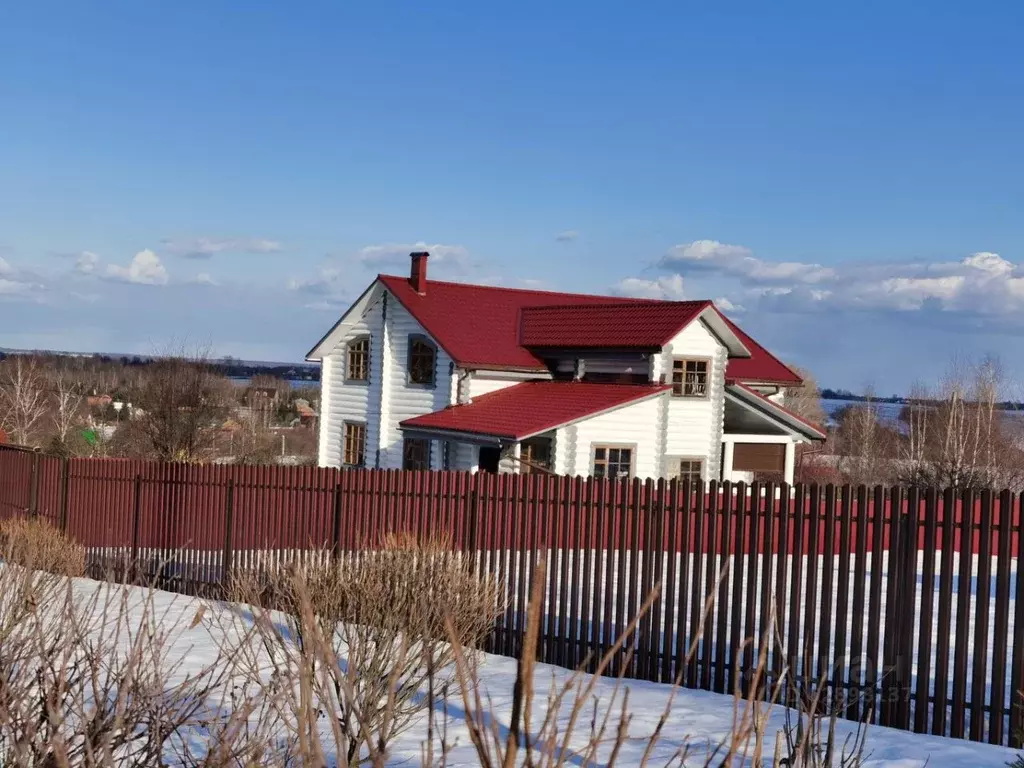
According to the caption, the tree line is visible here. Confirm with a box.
[0,346,318,464]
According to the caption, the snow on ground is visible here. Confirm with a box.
[55,575,1024,767]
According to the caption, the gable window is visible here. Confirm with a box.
[593,445,634,480]
[670,458,704,485]
[672,358,709,397]
[343,421,366,467]
[408,336,436,385]
[346,336,370,382]
[403,437,431,470]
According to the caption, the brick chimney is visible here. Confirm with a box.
[410,251,429,294]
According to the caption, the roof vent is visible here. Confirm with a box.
[410,251,429,294]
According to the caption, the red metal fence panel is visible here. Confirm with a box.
[0,443,1021,748]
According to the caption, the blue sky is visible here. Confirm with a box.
[1,2,1023,393]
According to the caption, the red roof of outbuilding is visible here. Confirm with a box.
[519,301,711,348]
[369,274,801,385]
[400,380,670,441]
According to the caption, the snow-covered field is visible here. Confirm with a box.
[85,543,1021,743]
[46,575,1024,766]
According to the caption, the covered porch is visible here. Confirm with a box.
[721,382,827,485]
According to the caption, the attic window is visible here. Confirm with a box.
[408,336,436,385]
[346,336,370,382]
[672,359,709,398]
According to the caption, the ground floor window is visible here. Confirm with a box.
[592,445,634,480]
[403,437,431,470]
[343,421,366,467]
[670,457,704,485]
[520,437,552,475]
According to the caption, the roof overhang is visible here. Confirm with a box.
[698,307,751,358]
[305,279,384,361]
[724,383,826,442]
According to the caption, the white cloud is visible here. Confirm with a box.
[161,237,282,259]
[747,251,1024,318]
[661,239,835,284]
[104,250,169,286]
[555,230,579,243]
[0,278,34,296]
[75,251,100,275]
[0,257,11,276]
[191,272,219,286]
[612,274,687,300]
[357,242,470,270]
[288,265,343,296]
[714,296,744,313]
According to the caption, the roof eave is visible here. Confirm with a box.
[305,279,382,361]
[725,384,827,441]
[399,385,672,444]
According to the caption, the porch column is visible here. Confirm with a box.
[783,441,796,485]
[721,439,735,482]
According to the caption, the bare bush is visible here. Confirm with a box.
[0,517,86,576]
[222,533,506,765]
[775,677,870,767]
[0,567,236,766]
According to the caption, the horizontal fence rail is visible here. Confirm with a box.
[0,444,1021,748]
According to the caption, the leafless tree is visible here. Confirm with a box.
[785,365,826,427]
[124,345,232,462]
[0,356,47,446]
[832,386,897,487]
[48,368,84,452]
[899,355,1024,490]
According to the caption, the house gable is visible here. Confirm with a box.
[313,280,456,470]
[653,318,729,480]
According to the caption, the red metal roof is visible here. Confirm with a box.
[379,275,631,370]
[377,274,802,384]
[400,380,670,441]
[721,315,802,385]
[519,301,711,348]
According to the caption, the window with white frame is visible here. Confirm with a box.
[592,445,634,480]
[672,358,709,397]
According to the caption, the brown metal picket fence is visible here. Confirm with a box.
[0,443,1021,748]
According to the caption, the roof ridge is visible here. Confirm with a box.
[520,299,712,311]
[379,273,666,302]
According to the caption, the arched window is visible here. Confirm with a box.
[346,336,370,382]
[407,335,436,385]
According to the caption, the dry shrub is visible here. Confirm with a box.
[0,565,236,766]
[445,561,870,768]
[220,533,506,765]
[0,517,85,576]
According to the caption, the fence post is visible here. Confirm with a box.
[222,479,235,592]
[58,456,71,532]
[467,476,480,569]
[28,449,40,519]
[896,489,919,730]
[130,474,142,582]
[331,479,343,563]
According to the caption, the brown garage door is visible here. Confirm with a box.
[733,443,785,473]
